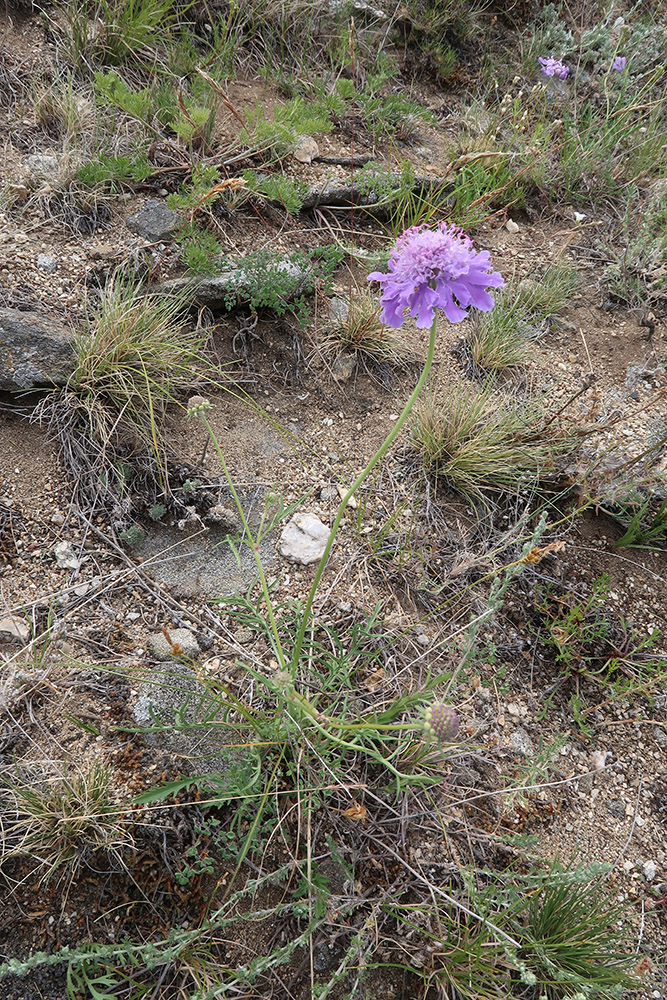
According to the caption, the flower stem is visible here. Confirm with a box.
[289,317,438,674]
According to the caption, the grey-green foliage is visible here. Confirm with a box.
[220,246,344,325]
[604,187,667,306]
[581,3,667,71]
[530,3,575,57]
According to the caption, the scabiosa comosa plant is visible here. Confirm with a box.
[423,703,460,743]
[179,227,505,800]
[539,56,570,79]
[188,223,503,713]
[363,222,502,742]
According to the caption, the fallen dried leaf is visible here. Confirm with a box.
[521,540,566,565]
[341,803,368,823]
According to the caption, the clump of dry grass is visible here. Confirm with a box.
[1,761,134,884]
[467,289,534,372]
[32,74,97,137]
[516,262,580,319]
[70,277,207,453]
[412,380,574,497]
[318,288,416,368]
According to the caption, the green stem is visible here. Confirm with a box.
[289,317,439,675]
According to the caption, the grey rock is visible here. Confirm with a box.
[606,799,626,819]
[148,627,200,661]
[133,661,258,779]
[205,504,242,532]
[0,616,30,643]
[160,256,310,310]
[301,173,451,211]
[508,727,534,757]
[25,154,59,178]
[312,942,343,973]
[331,351,357,381]
[126,199,183,243]
[553,317,578,335]
[54,540,81,571]
[319,486,339,502]
[36,254,58,273]
[140,528,275,599]
[0,308,75,391]
[279,512,330,565]
[643,859,657,882]
[327,295,350,327]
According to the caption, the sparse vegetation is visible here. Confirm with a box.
[70,278,206,455]
[1,761,133,884]
[2,0,666,996]
[466,289,535,372]
[319,287,416,368]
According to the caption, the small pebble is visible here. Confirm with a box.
[37,254,58,273]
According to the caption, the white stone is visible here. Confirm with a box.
[505,218,519,233]
[278,513,330,566]
[643,860,657,881]
[54,540,81,571]
[0,616,29,643]
[148,628,200,661]
[293,135,319,163]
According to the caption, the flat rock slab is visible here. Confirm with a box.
[0,308,75,391]
[160,256,310,310]
[148,627,200,661]
[301,173,451,211]
[137,521,277,598]
[279,512,330,565]
[133,660,258,780]
[126,199,183,243]
[0,615,30,643]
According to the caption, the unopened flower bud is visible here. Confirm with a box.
[423,703,460,743]
[187,396,212,417]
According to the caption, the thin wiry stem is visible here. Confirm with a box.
[289,317,439,676]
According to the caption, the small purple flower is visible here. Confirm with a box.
[612,55,627,71]
[367,222,504,328]
[424,703,460,743]
[539,56,570,80]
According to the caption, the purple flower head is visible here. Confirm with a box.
[539,56,570,80]
[367,222,504,328]
[612,55,627,71]
[424,703,460,743]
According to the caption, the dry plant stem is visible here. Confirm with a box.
[290,318,439,675]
